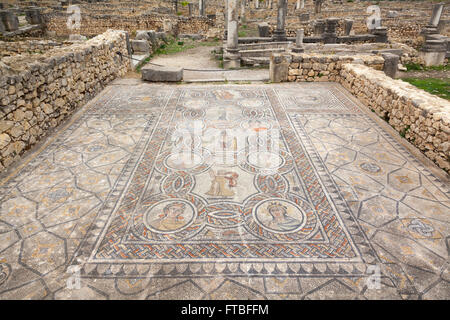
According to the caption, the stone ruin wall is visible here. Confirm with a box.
[277,53,449,172]
[0,39,63,57]
[340,64,450,172]
[44,12,214,37]
[0,30,130,173]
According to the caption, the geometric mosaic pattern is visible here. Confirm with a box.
[0,82,448,299]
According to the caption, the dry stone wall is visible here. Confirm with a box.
[44,12,213,37]
[0,30,130,173]
[287,53,384,82]
[339,63,450,172]
[0,39,63,57]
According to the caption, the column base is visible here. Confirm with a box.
[223,58,241,69]
[223,48,241,69]
[272,30,287,42]
[292,47,305,53]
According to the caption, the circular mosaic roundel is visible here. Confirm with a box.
[165,152,204,170]
[248,152,284,170]
[254,199,306,233]
[144,199,197,234]
[359,162,382,174]
[243,193,318,241]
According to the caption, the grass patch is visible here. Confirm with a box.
[402,78,450,100]
[405,63,450,72]
[238,31,247,37]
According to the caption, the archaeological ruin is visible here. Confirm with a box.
[0,0,448,302]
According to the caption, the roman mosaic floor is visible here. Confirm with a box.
[0,81,449,300]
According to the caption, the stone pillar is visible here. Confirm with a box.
[382,53,399,78]
[224,0,240,69]
[268,0,273,9]
[0,10,19,32]
[301,0,305,9]
[270,53,291,82]
[429,3,444,27]
[255,0,259,9]
[173,0,178,14]
[240,0,245,23]
[223,0,228,39]
[421,3,444,39]
[188,3,193,16]
[420,39,447,66]
[296,0,300,10]
[344,19,353,36]
[292,29,305,53]
[199,0,205,16]
[323,18,338,43]
[314,0,323,14]
[273,0,287,41]
[314,19,325,36]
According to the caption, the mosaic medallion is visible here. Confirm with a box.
[144,199,197,233]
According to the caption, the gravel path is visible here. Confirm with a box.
[148,45,269,82]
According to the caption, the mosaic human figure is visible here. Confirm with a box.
[206,169,239,197]
[149,202,187,231]
[266,202,302,231]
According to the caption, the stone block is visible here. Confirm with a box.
[135,30,150,41]
[131,40,150,54]
[258,22,270,38]
[381,53,399,79]
[0,10,19,32]
[141,65,183,82]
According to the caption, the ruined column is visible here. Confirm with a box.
[224,0,228,39]
[296,0,300,10]
[268,0,273,9]
[224,0,241,69]
[292,29,305,53]
[421,2,444,39]
[273,0,287,41]
[255,0,259,9]
[420,39,447,66]
[323,18,338,44]
[240,0,245,23]
[199,0,205,16]
[314,0,323,14]
[0,10,19,32]
[188,3,193,16]
[301,0,305,9]
[429,3,444,27]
